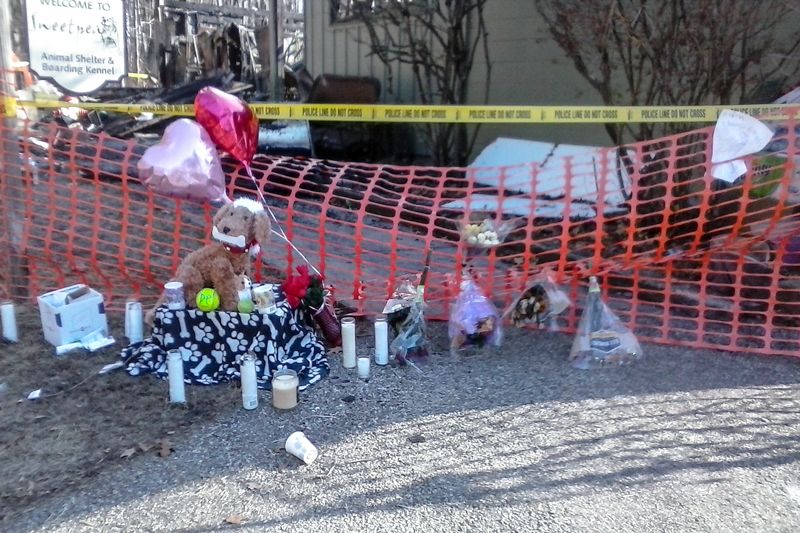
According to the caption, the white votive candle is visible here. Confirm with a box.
[272,369,299,410]
[167,349,186,403]
[374,314,388,365]
[341,316,356,369]
[357,357,370,380]
[1,300,18,343]
[241,353,258,410]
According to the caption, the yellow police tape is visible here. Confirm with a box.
[3,96,796,123]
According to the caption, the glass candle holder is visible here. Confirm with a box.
[374,314,388,365]
[357,356,370,380]
[272,368,299,410]
[125,299,143,343]
[1,300,18,343]
[167,349,186,404]
[164,281,185,310]
[253,284,276,312]
[341,316,356,369]
[240,352,258,410]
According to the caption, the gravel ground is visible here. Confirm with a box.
[7,324,800,533]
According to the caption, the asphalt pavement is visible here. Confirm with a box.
[9,324,800,533]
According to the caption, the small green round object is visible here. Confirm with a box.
[237,299,254,314]
[196,288,220,312]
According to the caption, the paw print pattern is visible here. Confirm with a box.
[183,341,200,361]
[225,330,247,353]
[220,313,241,328]
[119,306,329,390]
[210,342,226,364]
[193,322,214,344]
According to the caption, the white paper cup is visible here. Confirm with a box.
[285,431,318,465]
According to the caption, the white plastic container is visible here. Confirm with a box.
[37,284,107,347]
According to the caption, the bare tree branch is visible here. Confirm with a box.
[356,0,491,165]
[535,0,800,144]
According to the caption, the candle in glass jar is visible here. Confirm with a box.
[374,315,388,365]
[167,349,186,403]
[341,316,356,368]
[1,300,18,343]
[164,281,185,310]
[241,353,258,410]
[357,357,370,380]
[272,369,299,410]
[125,300,144,344]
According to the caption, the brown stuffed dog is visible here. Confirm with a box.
[149,198,271,319]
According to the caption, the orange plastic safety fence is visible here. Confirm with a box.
[0,98,798,357]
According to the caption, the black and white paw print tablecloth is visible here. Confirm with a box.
[121,291,328,390]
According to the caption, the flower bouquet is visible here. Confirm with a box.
[505,269,571,329]
[460,215,523,265]
[461,215,520,250]
[449,277,502,353]
[281,265,342,347]
[382,250,432,365]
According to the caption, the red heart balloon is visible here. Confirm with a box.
[194,87,259,166]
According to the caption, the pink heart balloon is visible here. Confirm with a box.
[137,119,228,204]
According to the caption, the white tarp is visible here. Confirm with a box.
[442,194,627,220]
[467,138,633,207]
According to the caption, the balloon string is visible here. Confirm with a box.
[244,165,323,278]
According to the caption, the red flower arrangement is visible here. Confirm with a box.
[281,265,313,309]
[281,265,342,347]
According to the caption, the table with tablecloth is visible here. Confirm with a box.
[121,287,328,390]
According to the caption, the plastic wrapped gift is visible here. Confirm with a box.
[383,277,429,365]
[569,276,642,369]
[449,278,502,353]
[505,269,571,328]
[460,215,521,250]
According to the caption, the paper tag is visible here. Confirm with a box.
[589,330,622,353]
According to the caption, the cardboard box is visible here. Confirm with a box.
[37,284,108,347]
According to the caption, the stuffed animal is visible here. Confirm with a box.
[149,198,271,320]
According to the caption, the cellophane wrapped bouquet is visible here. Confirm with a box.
[383,277,428,365]
[448,277,502,354]
[505,269,571,329]
[569,276,642,369]
[461,215,520,251]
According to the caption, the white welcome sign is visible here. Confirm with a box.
[25,0,126,94]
